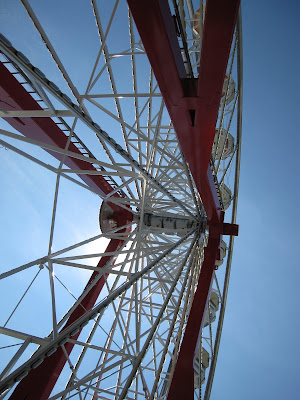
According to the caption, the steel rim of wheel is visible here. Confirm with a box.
[0,1,242,399]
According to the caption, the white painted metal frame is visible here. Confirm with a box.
[0,1,242,399]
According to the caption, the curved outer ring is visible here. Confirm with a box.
[204,9,243,400]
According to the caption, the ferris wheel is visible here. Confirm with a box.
[0,1,242,399]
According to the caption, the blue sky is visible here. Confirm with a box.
[211,1,300,398]
[0,0,299,399]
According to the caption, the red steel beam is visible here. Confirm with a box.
[9,209,132,400]
[168,234,220,399]
[127,0,240,398]
[9,238,123,400]
[0,62,125,214]
[127,0,240,226]
[0,55,133,398]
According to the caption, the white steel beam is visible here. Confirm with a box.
[0,110,74,118]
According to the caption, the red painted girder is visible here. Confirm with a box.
[127,0,240,225]
[0,62,133,398]
[167,234,220,399]
[0,62,124,214]
[127,1,240,397]
[9,234,127,400]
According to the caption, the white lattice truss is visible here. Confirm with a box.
[0,1,242,399]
